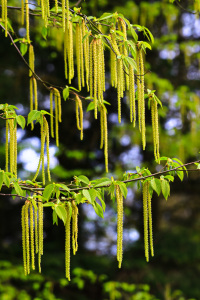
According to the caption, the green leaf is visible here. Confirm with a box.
[63,86,69,101]
[13,182,24,196]
[16,115,26,129]
[130,26,138,42]
[118,182,127,199]
[161,180,170,201]
[57,183,70,192]
[82,189,96,204]
[87,101,95,112]
[28,110,41,124]
[20,42,28,56]
[55,205,67,224]
[150,178,161,196]
[123,56,137,71]
[3,173,10,188]
[43,202,55,207]
[93,178,111,187]
[176,170,184,181]
[0,171,4,190]
[164,175,174,182]
[43,184,55,201]
[92,201,104,218]
[78,175,90,185]
[52,209,58,225]
[41,26,47,40]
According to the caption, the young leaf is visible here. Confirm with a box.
[57,183,70,192]
[150,178,161,196]
[82,189,92,203]
[43,184,55,201]
[27,110,41,124]
[161,180,170,201]
[92,201,104,218]
[16,115,26,129]
[13,182,24,196]
[93,178,111,187]
[55,205,67,224]
[3,173,10,188]
[78,175,90,185]
[63,86,69,101]
[52,209,58,225]
[20,42,28,56]
[0,171,4,190]
[176,170,184,181]
[118,182,128,199]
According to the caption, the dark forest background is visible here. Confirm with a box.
[0,0,200,299]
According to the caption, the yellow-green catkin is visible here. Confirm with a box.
[5,118,9,172]
[21,204,27,275]
[38,201,43,273]
[116,185,123,268]
[50,89,54,138]
[44,117,51,181]
[65,204,71,280]
[99,105,108,172]
[68,20,74,83]
[147,183,154,257]
[21,0,24,25]
[93,39,98,119]
[129,64,136,126]
[82,20,90,91]
[25,0,30,43]
[62,0,66,32]
[40,118,46,186]
[72,201,78,255]
[103,105,108,173]
[89,40,93,99]
[137,46,146,150]
[41,0,49,27]
[75,95,83,140]
[35,200,39,255]
[9,119,17,176]
[97,38,105,102]
[143,181,149,262]
[13,122,18,177]
[55,0,58,13]
[29,203,35,270]
[2,0,8,36]
[29,45,38,129]
[25,201,30,274]
[54,88,62,147]
[76,23,85,91]
[118,18,129,90]
[151,98,160,162]
[66,0,69,29]
[110,33,123,123]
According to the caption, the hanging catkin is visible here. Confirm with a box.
[5,117,9,172]
[72,201,78,255]
[62,0,66,32]
[2,0,8,37]
[29,45,38,129]
[118,18,129,90]
[21,204,27,275]
[65,204,71,280]
[100,105,108,173]
[38,200,43,273]
[129,64,136,126]
[76,23,85,91]
[44,117,51,181]
[136,46,146,150]
[25,201,30,274]
[82,20,90,91]
[25,0,30,43]
[143,181,154,262]
[151,98,160,162]
[29,203,35,270]
[75,95,83,140]
[116,185,123,268]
